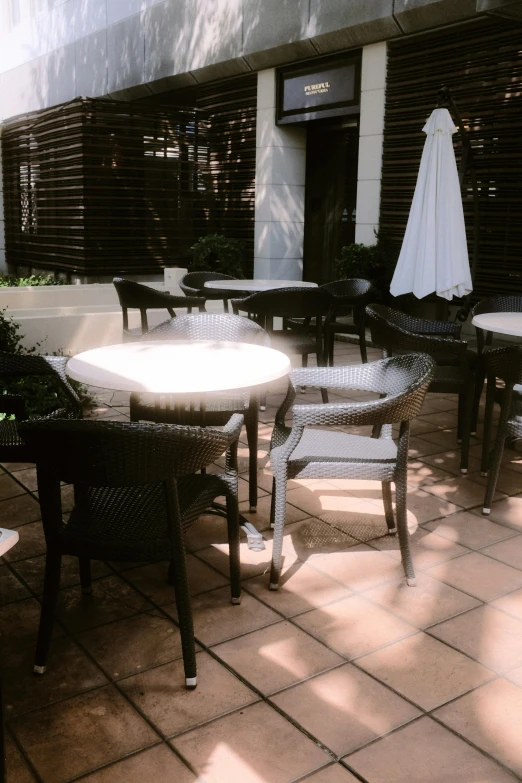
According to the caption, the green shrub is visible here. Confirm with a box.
[334,230,400,303]
[0,309,92,418]
[190,234,244,277]
[0,274,63,287]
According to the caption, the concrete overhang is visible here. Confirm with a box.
[476,0,522,19]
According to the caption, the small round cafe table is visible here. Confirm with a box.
[204,279,318,294]
[67,340,292,550]
[471,312,522,339]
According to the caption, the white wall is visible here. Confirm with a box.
[355,41,387,246]
[254,68,306,281]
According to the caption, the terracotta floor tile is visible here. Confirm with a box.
[164,586,280,646]
[304,765,360,783]
[357,632,493,710]
[243,562,351,618]
[184,513,231,552]
[491,588,522,621]
[345,715,517,783]
[419,427,460,450]
[407,437,450,459]
[426,551,522,601]
[80,745,197,782]
[1,520,46,563]
[417,410,459,430]
[423,510,518,550]
[399,487,460,525]
[0,493,41,525]
[481,534,522,570]
[56,575,155,632]
[0,473,27,502]
[239,493,310,530]
[370,527,469,569]
[272,663,420,756]
[469,468,522,497]
[364,572,480,629]
[507,665,522,687]
[9,468,38,493]
[294,594,416,659]
[475,495,522,532]
[0,597,60,656]
[2,636,107,717]
[124,556,229,603]
[422,475,505,510]
[78,612,187,679]
[10,685,158,783]
[429,604,522,673]
[310,544,406,591]
[1,461,34,473]
[435,678,522,778]
[0,565,30,604]
[284,486,371,518]
[4,732,37,783]
[120,650,257,736]
[212,620,342,694]
[173,701,330,783]
[12,553,109,595]
[420,449,481,476]
[406,460,453,488]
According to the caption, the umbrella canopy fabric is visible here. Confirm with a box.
[390,108,472,301]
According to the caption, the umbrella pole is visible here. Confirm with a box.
[437,86,479,323]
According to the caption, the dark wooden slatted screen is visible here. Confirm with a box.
[381,17,522,300]
[144,74,258,275]
[2,98,211,275]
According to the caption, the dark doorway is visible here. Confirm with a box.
[303,124,359,283]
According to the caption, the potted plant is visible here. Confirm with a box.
[189,234,245,277]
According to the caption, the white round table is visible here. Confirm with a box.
[67,340,292,394]
[204,279,318,293]
[471,312,522,338]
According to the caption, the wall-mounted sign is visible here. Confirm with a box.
[277,56,361,125]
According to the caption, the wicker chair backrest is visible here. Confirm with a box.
[179,271,235,295]
[232,287,334,321]
[484,345,522,386]
[19,418,238,487]
[113,278,181,310]
[472,295,522,318]
[320,278,372,302]
[142,313,268,346]
[366,304,467,362]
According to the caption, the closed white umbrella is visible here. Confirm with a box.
[390,107,472,301]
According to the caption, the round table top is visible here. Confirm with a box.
[204,279,318,292]
[472,312,522,338]
[67,340,292,394]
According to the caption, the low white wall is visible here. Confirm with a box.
[0,268,226,355]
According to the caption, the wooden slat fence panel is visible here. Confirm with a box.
[381,17,522,300]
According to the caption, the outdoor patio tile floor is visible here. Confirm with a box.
[2,346,522,782]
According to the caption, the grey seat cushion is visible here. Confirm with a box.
[271,428,397,472]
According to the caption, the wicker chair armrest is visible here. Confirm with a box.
[404,314,461,337]
[221,413,244,444]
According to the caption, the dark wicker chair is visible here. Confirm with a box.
[129,313,269,511]
[113,278,205,341]
[322,279,373,364]
[231,287,334,397]
[480,346,522,514]
[366,304,474,473]
[180,271,247,313]
[19,414,244,689]
[470,295,522,432]
[268,353,434,589]
[0,352,82,463]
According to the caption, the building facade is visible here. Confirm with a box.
[0,0,521,290]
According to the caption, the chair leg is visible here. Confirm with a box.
[483,387,512,515]
[269,477,276,529]
[34,551,62,674]
[327,329,334,367]
[459,382,474,474]
[245,402,258,512]
[457,390,464,443]
[269,474,288,590]
[395,473,416,586]
[169,539,197,689]
[471,364,486,435]
[382,481,396,534]
[78,558,92,595]
[481,374,496,476]
[223,299,229,313]
[226,490,242,605]
[300,354,308,393]
[359,323,368,364]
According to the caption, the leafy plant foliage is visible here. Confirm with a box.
[190,234,245,277]
[334,230,400,303]
[0,274,63,287]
